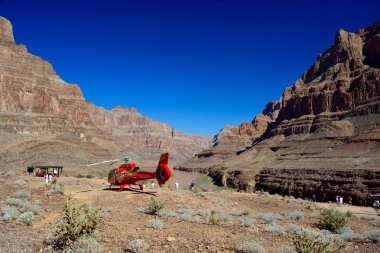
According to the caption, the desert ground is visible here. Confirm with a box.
[0,170,379,253]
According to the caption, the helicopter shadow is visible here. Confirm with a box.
[102,187,157,196]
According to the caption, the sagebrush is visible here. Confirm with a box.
[144,197,164,215]
[52,195,102,250]
[319,208,348,232]
[290,231,344,253]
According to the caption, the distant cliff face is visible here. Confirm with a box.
[177,20,380,205]
[0,16,211,169]
[86,102,212,156]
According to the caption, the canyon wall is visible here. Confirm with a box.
[176,20,380,205]
[0,16,211,169]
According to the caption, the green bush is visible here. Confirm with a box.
[15,190,31,200]
[129,239,149,253]
[345,211,354,218]
[53,196,102,249]
[65,235,101,253]
[231,209,251,216]
[157,209,177,217]
[145,219,164,229]
[319,208,349,232]
[196,209,210,217]
[235,240,265,253]
[363,229,380,243]
[265,222,284,234]
[15,179,27,186]
[290,231,344,253]
[5,197,24,207]
[144,197,164,215]
[4,170,16,176]
[51,180,65,194]
[209,210,224,225]
[239,216,257,228]
[16,211,35,226]
[257,212,283,224]
[280,246,296,253]
[178,213,193,222]
[288,211,304,220]
[1,205,20,221]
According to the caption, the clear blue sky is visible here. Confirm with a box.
[1,0,379,136]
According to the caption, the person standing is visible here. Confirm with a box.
[340,196,343,207]
[373,199,380,214]
[312,193,317,202]
[175,181,179,191]
[45,174,49,186]
[336,195,340,206]
[190,180,195,191]
[348,196,353,205]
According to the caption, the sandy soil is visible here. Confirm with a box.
[0,174,379,253]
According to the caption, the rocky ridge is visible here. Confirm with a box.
[176,20,380,205]
[0,16,211,169]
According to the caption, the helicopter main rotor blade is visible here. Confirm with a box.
[108,161,120,166]
[86,159,121,167]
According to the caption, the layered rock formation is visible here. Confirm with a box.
[0,16,211,169]
[176,20,380,205]
[176,101,279,172]
[86,103,212,163]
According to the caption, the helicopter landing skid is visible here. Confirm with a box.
[118,183,143,191]
[129,184,143,191]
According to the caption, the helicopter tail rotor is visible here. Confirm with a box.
[155,153,171,186]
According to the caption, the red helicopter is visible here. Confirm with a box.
[87,153,171,191]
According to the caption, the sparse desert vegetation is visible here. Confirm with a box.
[0,174,380,252]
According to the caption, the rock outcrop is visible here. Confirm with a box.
[0,16,211,169]
[176,20,380,205]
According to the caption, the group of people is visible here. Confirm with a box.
[44,169,58,185]
[336,195,344,206]
[173,180,195,191]
[335,195,354,206]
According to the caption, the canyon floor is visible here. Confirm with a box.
[0,172,379,253]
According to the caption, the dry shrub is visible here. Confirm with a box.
[209,210,224,225]
[290,231,345,253]
[234,234,264,253]
[129,239,149,253]
[52,195,102,251]
[319,208,348,232]
[15,211,34,226]
[144,197,164,215]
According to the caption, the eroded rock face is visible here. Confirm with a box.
[175,100,280,171]
[177,20,380,205]
[0,17,14,44]
[0,17,96,137]
[86,102,212,159]
[0,16,211,169]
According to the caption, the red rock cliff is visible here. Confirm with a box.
[177,20,380,205]
[0,16,211,168]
